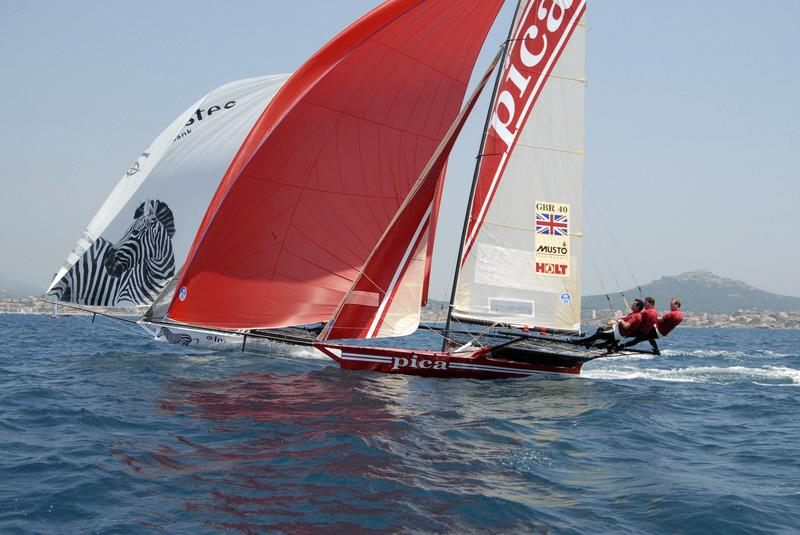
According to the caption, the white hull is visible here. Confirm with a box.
[141,321,244,351]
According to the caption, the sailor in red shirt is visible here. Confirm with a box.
[620,297,660,353]
[639,297,659,335]
[656,298,684,336]
[620,298,684,354]
[575,299,644,348]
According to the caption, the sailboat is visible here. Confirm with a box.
[47,0,654,378]
[313,0,611,378]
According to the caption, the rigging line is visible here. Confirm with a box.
[582,198,624,293]
[582,231,614,316]
[445,314,501,349]
[585,185,641,293]
[73,311,152,340]
[441,17,518,352]
[35,297,141,325]
[581,210,616,316]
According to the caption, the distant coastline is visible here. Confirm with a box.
[4,296,800,330]
[0,297,141,317]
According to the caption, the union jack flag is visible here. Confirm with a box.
[536,212,568,236]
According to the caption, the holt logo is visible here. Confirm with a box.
[536,262,568,275]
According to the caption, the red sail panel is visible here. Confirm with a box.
[322,50,501,341]
[167,0,503,329]
[462,0,586,263]
[421,161,447,307]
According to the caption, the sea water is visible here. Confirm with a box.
[0,314,798,533]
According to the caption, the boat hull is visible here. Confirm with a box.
[314,343,583,379]
[146,322,245,351]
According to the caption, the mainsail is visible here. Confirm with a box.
[167,0,505,330]
[47,74,290,307]
[452,0,586,332]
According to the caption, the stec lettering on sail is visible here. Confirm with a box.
[491,0,583,150]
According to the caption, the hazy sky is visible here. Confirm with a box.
[1,1,798,299]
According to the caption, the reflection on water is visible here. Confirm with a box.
[111,367,609,532]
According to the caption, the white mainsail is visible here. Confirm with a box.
[453,1,586,332]
[46,74,289,307]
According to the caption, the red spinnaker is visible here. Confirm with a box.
[168,0,504,328]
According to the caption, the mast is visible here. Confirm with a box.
[441,1,521,351]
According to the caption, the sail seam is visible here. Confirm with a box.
[514,142,584,155]
[237,172,407,200]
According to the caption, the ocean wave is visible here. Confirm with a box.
[583,364,800,386]
[178,353,226,363]
[660,349,793,359]
[285,346,328,360]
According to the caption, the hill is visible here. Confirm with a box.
[583,271,800,314]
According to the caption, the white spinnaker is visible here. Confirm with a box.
[46,74,290,305]
[453,17,586,332]
[45,97,203,295]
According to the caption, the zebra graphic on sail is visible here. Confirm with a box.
[48,200,176,307]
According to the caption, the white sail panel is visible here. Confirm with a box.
[46,74,289,307]
[454,8,586,332]
[372,225,431,339]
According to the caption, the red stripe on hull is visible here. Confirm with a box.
[314,343,582,379]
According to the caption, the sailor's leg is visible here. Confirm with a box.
[574,327,606,346]
[619,335,646,349]
[649,339,660,355]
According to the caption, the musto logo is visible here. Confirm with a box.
[536,262,568,275]
[391,355,448,371]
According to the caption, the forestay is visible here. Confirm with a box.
[47,75,289,307]
[453,0,586,332]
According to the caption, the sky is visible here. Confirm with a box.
[1,0,798,299]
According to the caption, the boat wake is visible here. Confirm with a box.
[282,345,328,361]
[660,349,792,359]
[583,363,800,386]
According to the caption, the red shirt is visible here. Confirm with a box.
[657,310,683,336]
[619,312,642,337]
[638,306,658,335]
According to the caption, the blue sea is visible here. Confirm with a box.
[1,314,798,534]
